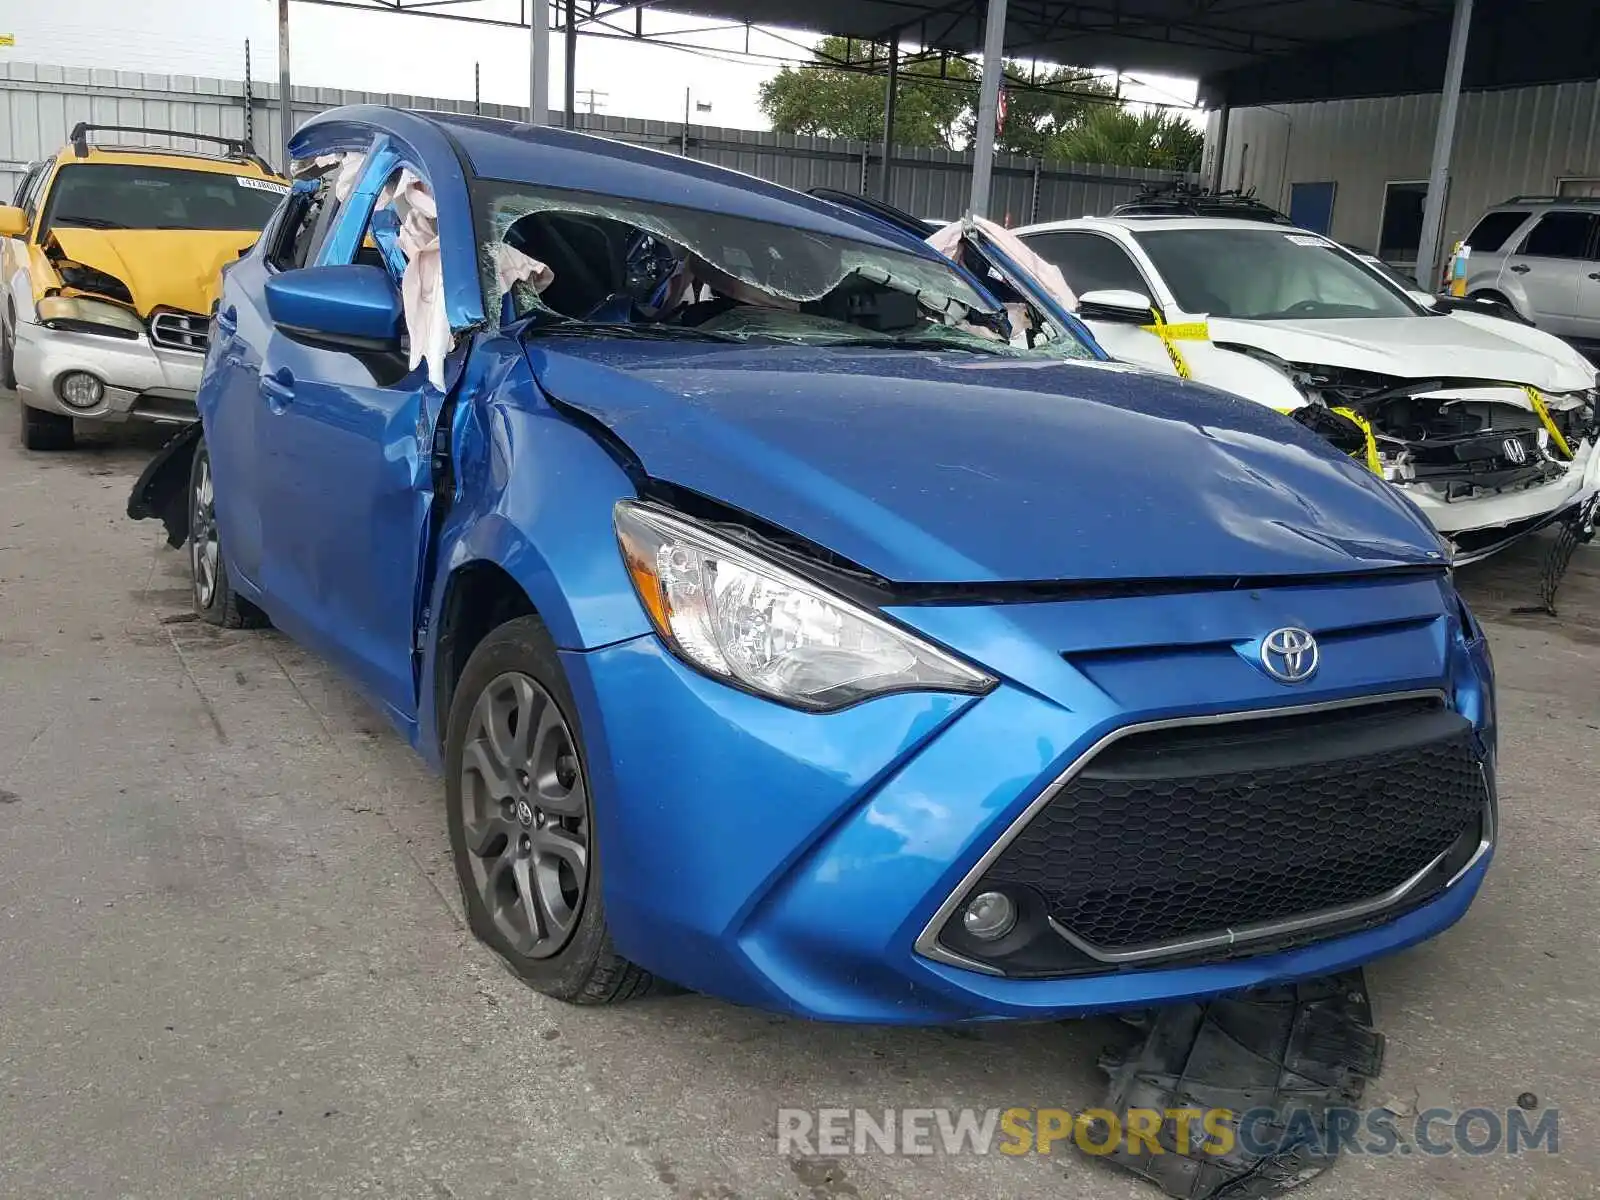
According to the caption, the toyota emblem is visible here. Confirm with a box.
[1259,627,1319,683]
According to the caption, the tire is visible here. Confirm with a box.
[188,438,266,628]
[18,397,75,451]
[1,307,16,390]
[445,615,657,1004]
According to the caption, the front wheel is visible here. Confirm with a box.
[18,400,74,451]
[445,615,657,1004]
[188,439,266,628]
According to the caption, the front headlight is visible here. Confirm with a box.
[37,296,143,339]
[614,501,996,711]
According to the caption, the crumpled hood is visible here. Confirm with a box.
[526,340,1445,584]
[1206,312,1597,392]
[48,227,259,316]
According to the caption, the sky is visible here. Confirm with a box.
[0,0,1198,132]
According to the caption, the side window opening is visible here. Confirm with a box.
[1518,211,1596,260]
[1021,231,1150,297]
[267,177,334,271]
[1464,210,1529,254]
[18,162,52,227]
[12,165,40,208]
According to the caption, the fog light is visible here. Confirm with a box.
[961,890,1016,941]
[59,372,104,410]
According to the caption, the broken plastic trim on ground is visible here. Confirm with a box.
[1090,970,1384,1198]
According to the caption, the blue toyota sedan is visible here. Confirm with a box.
[130,106,1496,1024]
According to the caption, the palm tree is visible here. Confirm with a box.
[1052,107,1204,171]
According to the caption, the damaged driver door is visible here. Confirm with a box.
[256,148,441,728]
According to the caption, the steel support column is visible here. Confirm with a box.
[529,0,551,125]
[879,34,900,200]
[1416,0,1473,289]
[967,0,1007,218]
[277,0,293,167]
[564,0,577,129]
[1209,103,1230,191]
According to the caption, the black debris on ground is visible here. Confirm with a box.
[1087,971,1384,1199]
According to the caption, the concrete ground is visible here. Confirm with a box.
[0,401,1596,1200]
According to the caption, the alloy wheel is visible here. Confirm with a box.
[191,453,219,609]
[459,671,590,959]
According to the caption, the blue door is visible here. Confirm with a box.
[256,327,438,723]
[254,154,442,726]
[1289,182,1337,234]
[202,249,273,592]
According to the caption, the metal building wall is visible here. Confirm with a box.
[1206,81,1600,261]
[1,60,1192,223]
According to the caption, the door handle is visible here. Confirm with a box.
[260,368,295,413]
[1509,263,1531,274]
[1587,273,1600,282]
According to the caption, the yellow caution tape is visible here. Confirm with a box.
[1140,309,1208,380]
[1332,406,1383,475]
[1522,386,1574,460]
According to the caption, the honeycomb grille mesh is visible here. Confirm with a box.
[978,722,1486,952]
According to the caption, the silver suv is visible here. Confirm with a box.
[1457,197,1600,339]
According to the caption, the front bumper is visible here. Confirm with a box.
[12,319,201,425]
[1400,437,1600,547]
[567,572,1496,1024]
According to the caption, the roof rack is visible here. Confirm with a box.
[1111,181,1293,224]
[68,122,273,174]
[1501,194,1600,205]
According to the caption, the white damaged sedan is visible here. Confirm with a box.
[1004,216,1600,562]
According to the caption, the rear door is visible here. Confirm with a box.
[200,175,336,592]
[1501,210,1596,335]
[1571,217,1600,339]
[3,160,51,324]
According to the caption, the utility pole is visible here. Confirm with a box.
[243,39,254,149]
[529,0,550,125]
[474,61,481,114]
[277,0,292,169]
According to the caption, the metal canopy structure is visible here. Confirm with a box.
[657,0,1458,86]
[277,1,1592,282]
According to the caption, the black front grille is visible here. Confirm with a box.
[971,698,1487,954]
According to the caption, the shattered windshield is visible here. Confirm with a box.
[472,182,1093,358]
[1133,228,1426,321]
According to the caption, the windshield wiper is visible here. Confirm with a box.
[523,320,745,343]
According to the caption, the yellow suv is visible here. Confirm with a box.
[1,123,288,449]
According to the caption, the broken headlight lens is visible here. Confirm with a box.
[614,501,996,711]
[37,295,143,339]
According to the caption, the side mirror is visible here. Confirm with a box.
[1408,289,1439,308]
[0,205,29,238]
[1076,288,1154,323]
[265,264,402,350]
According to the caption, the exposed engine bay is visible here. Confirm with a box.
[1283,363,1598,501]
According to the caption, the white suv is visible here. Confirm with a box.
[1456,198,1600,339]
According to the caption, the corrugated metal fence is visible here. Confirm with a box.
[0,60,1192,223]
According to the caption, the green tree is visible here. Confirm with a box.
[1049,107,1204,170]
[759,40,1202,170]
[757,37,974,148]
